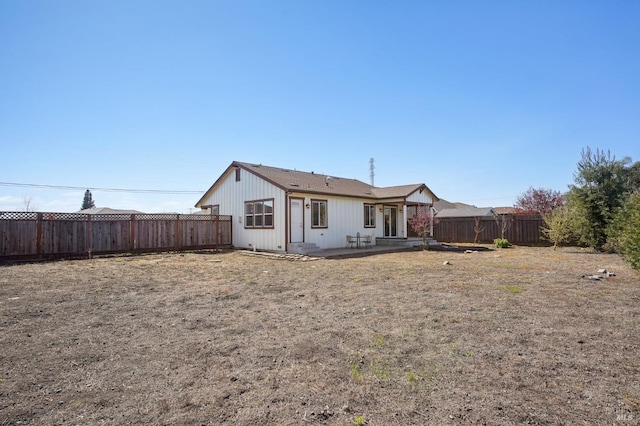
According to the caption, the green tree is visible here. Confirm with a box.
[540,205,574,250]
[607,191,640,269]
[81,189,96,210]
[566,148,639,250]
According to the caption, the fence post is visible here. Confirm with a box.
[130,214,136,251]
[175,214,181,251]
[215,215,219,249]
[87,214,92,258]
[36,213,43,258]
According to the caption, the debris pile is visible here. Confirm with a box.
[582,268,616,281]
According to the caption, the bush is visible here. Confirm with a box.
[607,192,640,270]
[541,205,575,250]
[494,238,512,248]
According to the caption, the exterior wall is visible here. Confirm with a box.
[406,190,434,205]
[198,168,287,251]
[290,192,381,249]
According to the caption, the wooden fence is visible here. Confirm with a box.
[0,212,233,260]
[433,214,546,245]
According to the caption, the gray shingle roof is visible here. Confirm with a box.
[77,207,145,214]
[435,207,495,218]
[196,161,438,206]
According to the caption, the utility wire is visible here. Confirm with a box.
[0,182,203,194]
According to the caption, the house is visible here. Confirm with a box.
[195,161,438,253]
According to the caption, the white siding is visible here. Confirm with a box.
[291,193,379,249]
[406,190,434,205]
[198,168,287,251]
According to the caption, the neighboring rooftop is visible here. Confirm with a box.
[433,199,476,211]
[435,207,495,218]
[77,207,145,214]
[493,206,518,215]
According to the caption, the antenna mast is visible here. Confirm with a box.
[369,158,375,186]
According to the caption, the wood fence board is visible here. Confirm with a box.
[433,214,545,245]
[0,213,232,260]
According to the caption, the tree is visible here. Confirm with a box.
[23,196,36,212]
[408,209,436,248]
[540,205,574,250]
[607,191,640,269]
[566,147,639,249]
[492,211,511,240]
[514,187,564,214]
[473,216,485,244]
[82,189,96,210]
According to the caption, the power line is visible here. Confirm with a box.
[0,182,203,194]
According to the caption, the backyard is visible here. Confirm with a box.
[1,246,638,425]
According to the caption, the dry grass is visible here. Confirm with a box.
[1,246,639,425]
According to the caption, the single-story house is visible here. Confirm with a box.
[195,161,439,253]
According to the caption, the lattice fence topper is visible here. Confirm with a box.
[89,214,132,221]
[0,212,38,220]
[0,212,233,221]
[177,214,232,221]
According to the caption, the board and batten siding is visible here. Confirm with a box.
[291,193,380,249]
[406,189,434,205]
[199,167,287,251]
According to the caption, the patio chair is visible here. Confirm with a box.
[346,235,357,248]
[361,235,372,248]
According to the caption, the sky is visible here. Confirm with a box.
[1,1,639,213]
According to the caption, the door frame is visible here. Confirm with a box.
[289,197,305,243]
[383,205,398,237]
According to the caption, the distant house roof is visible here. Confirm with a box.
[493,206,518,215]
[435,207,495,218]
[78,207,145,214]
[433,199,476,212]
[196,161,439,206]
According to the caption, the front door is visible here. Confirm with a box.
[290,198,304,243]
[384,206,397,237]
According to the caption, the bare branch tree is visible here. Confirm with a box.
[23,197,37,212]
[493,211,511,240]
[473,216,484,243]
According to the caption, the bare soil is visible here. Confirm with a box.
[1,246,639,425]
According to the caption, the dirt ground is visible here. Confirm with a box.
[1,246,639,425]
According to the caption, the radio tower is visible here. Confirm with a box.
[369,158,375,186]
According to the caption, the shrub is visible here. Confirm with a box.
[541,205,575,250]
[494,238,512,248]
[607,192,640,270]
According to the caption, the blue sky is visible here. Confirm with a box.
[1,1,639,213]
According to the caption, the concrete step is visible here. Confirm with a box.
[288,242,320,254]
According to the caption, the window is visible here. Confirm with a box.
[235,167,241,181]
[311,199,327,228]
[364,204,376,227]
[202,204,220,215]
[244,199,274,228]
